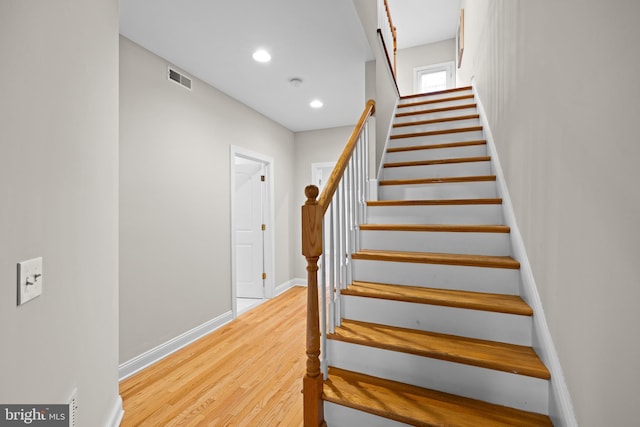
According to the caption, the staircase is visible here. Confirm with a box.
[321,87,553,426]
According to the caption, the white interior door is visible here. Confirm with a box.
[312,162,336,193]
[312,162,336,261]
[235,159,265,298]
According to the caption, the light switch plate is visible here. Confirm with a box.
[17,257,43,306]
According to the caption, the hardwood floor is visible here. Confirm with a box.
[120,286,306,426]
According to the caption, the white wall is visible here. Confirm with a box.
[459,1,640,425]
[292,126,355,278]
[0,1,120,425]
[396,38,456,96]
[119,37,295,364]
[353,0,400,173]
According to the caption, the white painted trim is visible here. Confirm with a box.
[275,278,307,296]
[106,395,124,427]
[368,179,378,202]
[229,146,276,318]
[118,310,233,381]
[375,100,399,181]
[471,81,578,427]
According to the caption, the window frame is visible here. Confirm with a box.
[413,61,455,94]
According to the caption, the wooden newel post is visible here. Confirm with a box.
[301,185,326,427]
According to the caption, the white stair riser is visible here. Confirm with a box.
[391,118,480,135]
[352,259,519,294]
[385,145,487,163]
[367,204,503,225]
[360,229,510,256]
[395,106,477,124]
[342,296,532,346]
[379,180,497,200]
[399,89,474,104]
[383,161,491,180]
[397,97,475,113]
[327,342,549,414]
[388,130,484,149]
[324,402,410,427]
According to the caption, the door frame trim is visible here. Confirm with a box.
[229,146,275,319]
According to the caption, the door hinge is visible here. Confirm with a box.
[261,224,266,231]
[262,272,267,280]
[261,175,265,182]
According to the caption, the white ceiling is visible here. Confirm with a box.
[120,1,459,132]
[387,0,461,49]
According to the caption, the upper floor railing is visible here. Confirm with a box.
[379,0,397,77]
[301,100,375,427]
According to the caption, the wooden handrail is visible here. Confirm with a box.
[383,0,397,76]
[301,100,375,427]
[317,99,376,212]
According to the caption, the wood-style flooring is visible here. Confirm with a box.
[120,286,306,426]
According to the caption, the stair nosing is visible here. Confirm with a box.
[384,156,491,168]
[379,175,496,186]
[367,198,502,207]
[324,367,553,426]
[387,140,486,153]
[396,103,478,118]
[393,114,480,128]
[398,93,475,109]
[352,249,520,269]
[390,125,483,140]
[328,320,549,379]
[400,86,472,100]
[359,223,510,233]
[343,281,532,316]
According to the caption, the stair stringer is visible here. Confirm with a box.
[370,97,400,203]
[472,81,578,427]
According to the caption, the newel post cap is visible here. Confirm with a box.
[305,185,319,204]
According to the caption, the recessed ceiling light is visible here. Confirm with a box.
[252,49,271,63]
[310,99,323,108]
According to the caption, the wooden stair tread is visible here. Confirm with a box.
[384,155,490,168]
[393,114,480,128]
[343,281,532,316]
[398,94,475,109]
[367,198,502,207]
[396,103,477,118]
[391,126,483,140]
[387,139,486,153]
[360,223,510,233]
[352,249,520,269]
[400,86,472,100]
[328,320,549,379]
[380,175,496,186]
[324,367,553,426]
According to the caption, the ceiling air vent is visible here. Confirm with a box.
[168,66,192,90]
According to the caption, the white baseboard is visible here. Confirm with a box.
[276,278,307,296]
[118,310,233,381]
[106,395,124,427]
[472,82,577,427]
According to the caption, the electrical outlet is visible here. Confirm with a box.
[17,257,43,306]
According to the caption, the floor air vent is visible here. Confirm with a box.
[168,66,192,90]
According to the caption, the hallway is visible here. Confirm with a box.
[120,287,306,426]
